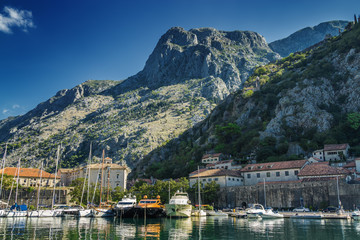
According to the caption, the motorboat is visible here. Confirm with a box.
[246,204,266,218]
[207,210,228,217]
[352,209,360,220]
[165,191,192,218]
[261,208,284,219]
[114,195,137,218]
[131,195,166,218]
[192,209,207,217]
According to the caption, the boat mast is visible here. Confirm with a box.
[80,143,92,206]
[99,149,105,208]
[15,158,21,205]
[87,142,92,208]
[336,176,341,209]
[106,165,110,203]
[51,146,60,210]
[263,178,266,208]
[0,144,7,200]
[91,166,101,206]
[198,166,201,211]
[36,161,44,211]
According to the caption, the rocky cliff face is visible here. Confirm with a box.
[136,24,360,178]
[269,20,349,57]
[0,27,279,170]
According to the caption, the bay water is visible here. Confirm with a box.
[0,216,360,239]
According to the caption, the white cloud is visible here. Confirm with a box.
[2,109,9,114]
[0,6,35,34]
[12,104,20,109]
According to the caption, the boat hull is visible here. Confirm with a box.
[115,207,136,218]
[130,207,166,218]
[78,209,93,217]
[165,204,192,218]
[6,211,27,217]
[92,208,114,218]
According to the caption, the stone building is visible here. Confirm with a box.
[324,144,350,161]
[297,162,350,181]
[240,160,308,186]
[201,153,223,164]
[59,157,130,190]
[0,167,60,187]
[189,169,243,188]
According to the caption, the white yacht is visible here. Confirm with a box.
[246,204,266,218]
[114,195,137,218]
[165,191,192,218]
[352,209,360,220]
[261,208,284,219]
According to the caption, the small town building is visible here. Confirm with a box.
[298,162,350,181]
[240,160,308,186]
[59,157,130,190]
[312,149,324,161]
[0,167,60,187]
[323,143,350,161]
[201,153,223,164]
[189,169,243,188]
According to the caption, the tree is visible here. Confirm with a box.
[202,181,220,206]
[347,112,360,130]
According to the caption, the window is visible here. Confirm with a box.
[257,173,260,178]
[276,172,280,177]
[208,178,212,181]
[232,178,235,181]
[266,172,270,177]
[117,174,119,179]
[285,171,289,176]
[237,179,239,181]
[202,179,206,182]
[294,170,299,175]
[247,174,251,179]
[228,178,231,180]
[215,178,218,181]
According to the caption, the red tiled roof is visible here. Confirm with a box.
[240,160,308,172]
[298,163,349,177]
[189,169,241,178]
[324,144,349,151]
[189,168,208,176]
[0,167,59,179]
[343,161,356,168]
[202,153,222,159]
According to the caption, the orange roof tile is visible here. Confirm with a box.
[0,167,59,179]
[298,163,349,177]
[189,169,241,178]
[202,153,222,159]
[324,144,349,151]
[343,161,356,168]
[240,160,308,172]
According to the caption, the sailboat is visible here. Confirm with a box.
[6,158,27,217]
[27,161,54,217]
[193,166,206,217]
[77,143,93,217]
[92,149,114,217]
[261,179,283,219]
[0,144,8,217]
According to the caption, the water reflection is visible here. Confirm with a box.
[0,217,358,239]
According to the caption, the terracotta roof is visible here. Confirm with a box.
[0,167,59,179]
[202,153,222,159]
[189,168,208,176]
[240,160,308,173]
[343,161,356,168]
[189,169,241,178]
[324,144,349,151]
[298,162,349,177]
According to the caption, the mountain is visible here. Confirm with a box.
[0,27,279,170]
[269,20,349,57]
[135,23,360,179]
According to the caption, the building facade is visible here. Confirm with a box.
[323,144,350,161]
[0,167,60,187]
[201,153,223,164]
[59,157,130,190]
[240,160,308,186]
[189,169,243,188]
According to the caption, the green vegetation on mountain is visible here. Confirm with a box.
[137,23,360,178]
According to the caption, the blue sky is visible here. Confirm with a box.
[0,0,358,120]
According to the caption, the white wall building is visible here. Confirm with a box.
[312,149,324,161]
[323,144,350,161]
[201,153,223,164]
[59,157,130,190]
[240,160,308,186]
[189,169,243,188]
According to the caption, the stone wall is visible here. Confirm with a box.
[0,188,71,207]
[217,179,360,210]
